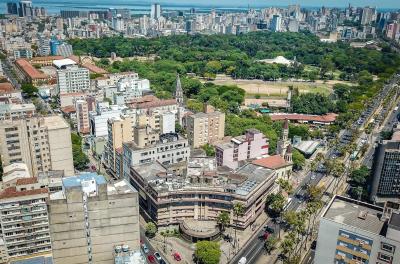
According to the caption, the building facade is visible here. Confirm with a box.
[215,129,269,169]
[0,179,51,261]
[56,62,90,95]
[186,106,225,148]
[0,116,74,177]
[315,195,400,264]
[49,173,140,264]
[370,131,400,211]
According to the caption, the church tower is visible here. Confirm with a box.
[277,119,290,156]
[174,73,184,106]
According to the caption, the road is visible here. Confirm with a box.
[140,226,171,264]
[230,73,400,264]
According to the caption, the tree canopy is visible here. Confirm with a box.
[194,241,221,264]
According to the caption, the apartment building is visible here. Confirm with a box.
[49,173,140,264]
[113,76,150,105]
[186,105,225,148]
[315,195,400,264]
[75,99,90,134]
[89,103,125,138]
[215,128,269,169]
[122,133,190,179]
[0,179,51,261]
[105,116,133,176]
[0,99,35,120]
[54,59,90,95]
[370,130,400,211]
[0,116,74,177]
[128,158,277,234]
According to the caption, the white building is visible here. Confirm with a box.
[150,3,161,20]
[89,103,124,137]
[113,76,150,105]
[54,59,90,95]
[315,196,400,264]
[160,112,175,134]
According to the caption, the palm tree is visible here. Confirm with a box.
[331,160,345,194]
[217,211,230,232]
[232,202,245,248]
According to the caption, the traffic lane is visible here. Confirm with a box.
[140,227,169,264]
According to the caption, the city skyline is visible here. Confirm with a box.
[2,0,400,10]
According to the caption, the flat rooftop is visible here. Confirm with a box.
[132,161,275,197]
[53,58,77,69]
[41,115,69,130]
[323,196,385,235]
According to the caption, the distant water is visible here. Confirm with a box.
[0,0,397,15]
[0,0,254,14]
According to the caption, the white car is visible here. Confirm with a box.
[154,252,162,261]
[238,257,247,264]
[142,244,149,254]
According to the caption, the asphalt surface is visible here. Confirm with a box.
[231,73,400,264]
[140,226,171,264]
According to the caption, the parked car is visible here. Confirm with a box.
[147,255,156,263]
[142,244,149,254]
[154,252,162,261]
[264,226,275,234]
[159,259,166,264]
[173,252,182,261]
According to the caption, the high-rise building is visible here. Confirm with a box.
[49,173,140,264]
[150,3,161,20]
[315,195,400,264]
[75,99,90,134]
[270,14,282,32]
[370,130,400,211]
[38,35,50,56]
[361,6,376,25]
[54,59,90,95]
[0,116,75,177]
[186,105,225,148]
[0,178,51,261]
[112,14,125,32]
[215,129,269,169]
[105,116,133,176]
[6,2,18,15]
[18,0,33,17]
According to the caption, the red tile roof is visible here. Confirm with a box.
[252,155,289,169]
[269,113,338,123]
[0,187,48,199]
[15,59,48,79]
[0,82,14,92]
[82,63,108,74]
[61,105,76,114]
[31,56,64,62]
[16,177,38,185]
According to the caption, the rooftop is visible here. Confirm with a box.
[41,115,69,130]
[293,140,320,155]
[53,58,77,69]
[0,82,14,92]
[16,59,48,79]
[132,160,274,197]
[323,195,385,235]
[62,172,107,189]
[252,155,290,169]
[0,187,48,200]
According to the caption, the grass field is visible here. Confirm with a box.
[202,74,355,98]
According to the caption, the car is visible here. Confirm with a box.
[258,232,270,240]
[238,257,247,264]
[147,255,156,263]
[173,252,182,261]
[159,259,166,264]
[311,174,316,180]
[264,226,275,233]
[154,252,162,261]
[142,244,149,254]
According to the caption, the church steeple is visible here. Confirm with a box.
[175,73,184,106]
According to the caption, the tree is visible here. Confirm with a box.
[232,202,245,248]
[145,222,157,238]
[277,178,294,194]
[71,133,89,170]
[194,241,221,264]
[21,83,38,98]
[349,166,370,186]
[264,235,279,254]
[306,185,324,202]
[202,144,215,157]
[217,211,230,231]
[292,149,305,170]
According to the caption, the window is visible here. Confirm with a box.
[378,252,393,263]
[381,243,395,253]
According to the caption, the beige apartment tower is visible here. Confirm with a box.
[49,173,140,264]
[0,116,74,176]
[186,105,225,148]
